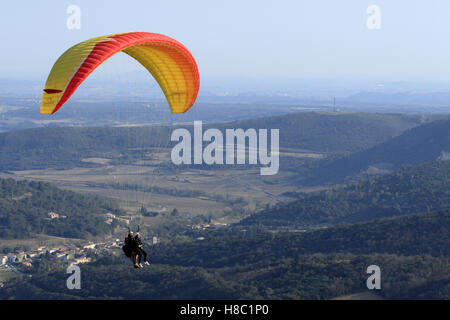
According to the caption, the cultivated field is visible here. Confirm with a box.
[0,146,326,229]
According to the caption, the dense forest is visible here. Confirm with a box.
[299,117,450,185]
[0,178,122,238]
[1,209,448,299]
[153,210,449,267]
[241,160,450,228]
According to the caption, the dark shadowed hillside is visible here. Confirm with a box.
[300,117,450,185]
[151,209,450,267]
[217,112,440,153]
[241,160,450,228]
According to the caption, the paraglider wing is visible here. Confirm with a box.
[41,32,200,114]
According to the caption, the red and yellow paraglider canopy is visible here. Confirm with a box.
[41,32,200,114]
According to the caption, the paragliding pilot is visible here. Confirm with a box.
[123,226,150,268]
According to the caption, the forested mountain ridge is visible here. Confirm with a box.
[241,160,450,228]
[215,112,437,153]
[300,117,450,185]
[0,112,440,171]
[151,209,450,268]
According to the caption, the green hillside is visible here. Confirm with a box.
[301,117,450,185]
[0,178,122,239]
[154,210,449,268]
[217,112,438,153]
[241,160,450,228]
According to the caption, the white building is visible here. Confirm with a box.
[83,243,96,250]
[48,212,60,219]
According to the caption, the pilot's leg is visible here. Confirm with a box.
[141,248,148,262]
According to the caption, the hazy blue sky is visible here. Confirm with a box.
[2,0,450,85]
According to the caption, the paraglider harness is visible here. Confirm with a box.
[123,226,149,268]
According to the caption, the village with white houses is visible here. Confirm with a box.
[0,208,226,287]
[0,238,123,288]
[0,238,124,270]
[0,236,163,288]
[0,211,143,286]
